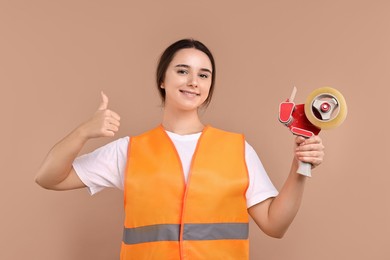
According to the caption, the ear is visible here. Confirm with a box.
[160,84,165,89]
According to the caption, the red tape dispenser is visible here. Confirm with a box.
[279,86,347,177]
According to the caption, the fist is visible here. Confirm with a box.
[295,135,325,169]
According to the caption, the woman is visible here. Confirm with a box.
[35,39,324,259]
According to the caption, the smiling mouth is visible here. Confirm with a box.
[180,90,200,96]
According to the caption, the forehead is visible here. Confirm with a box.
[170,48,212,71]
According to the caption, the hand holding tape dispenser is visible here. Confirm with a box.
[279,86,347,177]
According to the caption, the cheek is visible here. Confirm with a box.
[202,82,212,94]
[164,75,185,88]
[200,86,212,102]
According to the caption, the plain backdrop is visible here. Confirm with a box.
[1,0,389,259]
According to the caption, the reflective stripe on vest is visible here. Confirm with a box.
[123,223,249,245]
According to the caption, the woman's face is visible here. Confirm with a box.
[162,48,212,112]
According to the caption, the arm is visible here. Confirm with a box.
[35,92,121,191]
[248,135,324,238]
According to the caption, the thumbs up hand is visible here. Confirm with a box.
[78,91,121,139]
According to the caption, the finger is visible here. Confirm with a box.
[105,124,120,133]
[102,130,116,137]
[102,109,120,122]
[297,137,324,150]
[298,156,323,168]
[296,150,324,158]
[296,150,323,160]
[296,143,324,152]
[109,110,121,121]
[98,91,109,110]
[107,117,121,128]
[296,152,324,166]
[304,135,322,145]
[103,116,120,129]
[100,124,119,137]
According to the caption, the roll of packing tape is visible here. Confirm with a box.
[304,87,348,130]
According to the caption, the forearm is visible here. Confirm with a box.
[35,92,121,190]
[249,136,324,238]
[35,127,88,189]
[266,159,306,237]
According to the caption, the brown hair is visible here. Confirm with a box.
[156,38,216,107]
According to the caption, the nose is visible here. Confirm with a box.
[188,73,198,87]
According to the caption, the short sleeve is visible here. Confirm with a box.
[245,141,279,208]
[72,136,129,195]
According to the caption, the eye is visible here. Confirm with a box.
[199,73,209,79]
[177,69,188,75]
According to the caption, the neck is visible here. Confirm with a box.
[162,107,205,135]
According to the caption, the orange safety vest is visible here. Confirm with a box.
[121,125,250,260]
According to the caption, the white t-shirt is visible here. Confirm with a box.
[73,131,278,208]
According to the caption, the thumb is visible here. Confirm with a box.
[98,91,109,110]
[295,136,306,146]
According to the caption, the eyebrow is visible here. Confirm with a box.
[175,64,212,74]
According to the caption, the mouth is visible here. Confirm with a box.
[179,90,200,96]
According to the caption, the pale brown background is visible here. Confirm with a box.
[1,0,389,259]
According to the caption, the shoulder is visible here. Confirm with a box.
[90,136,130,156]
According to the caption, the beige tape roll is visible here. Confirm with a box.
[305,87,348,130]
